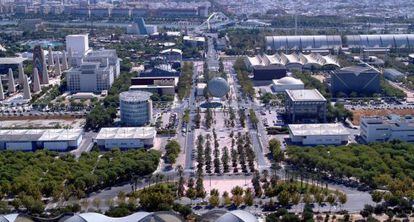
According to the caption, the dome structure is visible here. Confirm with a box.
[215,210,258,222]
[207,77,230,98]
[272,77,304,92]
[63,211,184,222]
[277,76,303,85]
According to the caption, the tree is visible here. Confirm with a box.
[195,175,206,198]
[164,140,181,164]
[205,108,213,128]
[80,199,90,211]
[252,171,262,197]
[204,140,212,174]
[231,147,238,172]
[222,146,230,173]
[371,191,383,204]
[268,139,283,162]
[186,178,196,199]
[209,189,220,207]
[138,184,174,211]
[326,194,336,211]
[92,197,101,210]
[244,188,254,206]
[222,191,232,206]
[231,186,244,207]
[291,192,301,206]
[213,145,221,174]
[278,190,290,207]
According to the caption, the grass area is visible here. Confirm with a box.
[233,58,255,99]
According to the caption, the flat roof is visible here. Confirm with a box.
[129,85,174,89]
[96,127,156,140]
[0,57,27,65]
[0,129,83,142]
[286,89,326,102]
[289,123,350,136]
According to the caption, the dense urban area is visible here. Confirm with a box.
[0,0,413,221]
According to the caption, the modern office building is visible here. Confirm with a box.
[129,85,175,96]
[66,34,89,55]
[288,123,350,145]
[0,129,83,151]
[383,68,406,82]
[266,35,342,51]
[331,66,380,96]
[360,115,414,143]
[66,62,114,93]
[95,127,156,149]
[139,64,180,78]
[272,77,304,92]
[285,89,327,123]
[131,76,178,86]
[120,91,153,126]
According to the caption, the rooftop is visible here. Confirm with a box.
[339,65,378,75]
[119,90,152,102]
[96,127,156,140]
[289,123,350,136]
[0,57,27,65]
[286,89,326,102]
[0,129,83,142]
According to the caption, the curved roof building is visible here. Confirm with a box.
[345,34,414,49]
[272,77,305,92]
[215,210,258,222]
[207,77,230,98]
[266,35,342,51]
[63,211,183,222]
[246,53,340,72]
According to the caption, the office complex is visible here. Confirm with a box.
[288,123,350,145]
[96,127,156,149]
[0,129,83,151]
[285,89,327,123]
[139,64,180,78]
[66,34,89,55]
[66,62,114,93]
[331,66,380,96]
[120,91,153,126]
[360,115,414,143]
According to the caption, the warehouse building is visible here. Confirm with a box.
[331,66,380,96]
[285,89,327,123]
[360,115,414,143]
[266,35,342,51]
[0,129,83,151]
[288,123,350,145]
[95,127,156,149]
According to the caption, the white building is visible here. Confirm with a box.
[120,91,153,126]
[272,77,304,92]
[289,123,350,145]
[95,127,156,149]
[0,129,83,151]
[360,115,414,143]
[66,62,114,93]
[196,83,207,96]
[66,34,89,55]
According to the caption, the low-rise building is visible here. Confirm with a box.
[95,127,156,149]
[331,66,380,96]
[0,129,83,151]
[288,123,350,145]
[383,68,406,82]
[129,85,175,96]
[360,115,414,143]
[285,89,327,123]
[272,77,304,92]
[183,36,205,47]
